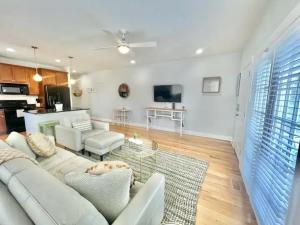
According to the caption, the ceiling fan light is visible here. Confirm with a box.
[33,73,42,82]
[118,45,130,54]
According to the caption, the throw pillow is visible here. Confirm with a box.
[72,120,92,132]
[26,133,56,157]
[87,160,130,174]
[65,169,132,223]
[87,160,134,186]
[6,132,36,159]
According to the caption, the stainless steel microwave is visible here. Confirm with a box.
[0,83,29,95]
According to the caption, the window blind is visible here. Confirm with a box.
[243,31,300,225]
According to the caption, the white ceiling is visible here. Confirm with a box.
[0,0,268,74]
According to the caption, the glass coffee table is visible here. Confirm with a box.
[111,138,158,181]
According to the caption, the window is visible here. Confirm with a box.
[243,31,300,225]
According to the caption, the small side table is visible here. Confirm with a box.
[128,137,143,145]
[111,139,158,182]
[113,108,131,127]
[39,120,60,137]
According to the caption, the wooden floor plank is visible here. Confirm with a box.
[109,124,257,225]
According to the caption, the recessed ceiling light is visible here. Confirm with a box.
[72,69,77,73]
[55,59,61,63]
[195,48,204,55]
[130,60,136,64]
[6,47,16,53]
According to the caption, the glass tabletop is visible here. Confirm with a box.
[111,138,158,159]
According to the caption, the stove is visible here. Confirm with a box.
[0,100,36,133]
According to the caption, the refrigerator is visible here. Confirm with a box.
[44,85,71,109]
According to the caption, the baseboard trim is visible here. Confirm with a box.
[92,117,233,142]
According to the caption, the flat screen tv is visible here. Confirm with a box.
[153,85,182,103]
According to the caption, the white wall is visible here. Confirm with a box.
[72,52,241,140]
[241,0,300,68]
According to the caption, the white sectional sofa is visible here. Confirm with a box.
[0,135,165,225]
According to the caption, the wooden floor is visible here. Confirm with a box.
[0,126,257,225]
[110,124,257,225]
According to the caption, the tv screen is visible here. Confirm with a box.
[154,85,182,102]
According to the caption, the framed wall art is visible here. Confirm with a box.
[202,77,221,93]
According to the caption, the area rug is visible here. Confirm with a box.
[86,144,208,225]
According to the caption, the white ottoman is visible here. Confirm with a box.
[85,131,125,160]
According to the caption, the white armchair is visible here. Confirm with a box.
[55,120,109,152]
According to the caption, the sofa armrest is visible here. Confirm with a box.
[112,173,165,225]
[55,125,83,152]
[92,121,109,131]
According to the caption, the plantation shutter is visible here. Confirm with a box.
[243,31,300,225]
[243,56,272,190]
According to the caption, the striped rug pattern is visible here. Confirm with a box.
[90,142,209,225]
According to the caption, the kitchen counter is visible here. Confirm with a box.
[24,108,89,133]
[25,108,89,114]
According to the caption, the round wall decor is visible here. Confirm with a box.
[72,86,83,97]
[118,83,130,98]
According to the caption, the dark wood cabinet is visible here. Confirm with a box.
[0,110,7,135]
[56,71,68,86]
[12,66,27,83]
[0,64,68,102]
[0,63,13,81]
[40,69,57,86]
[26,68,40,95]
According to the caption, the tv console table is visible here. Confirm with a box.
[146,107,186,136]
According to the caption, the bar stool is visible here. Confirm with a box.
[39,120,60,137]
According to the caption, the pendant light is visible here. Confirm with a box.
[68,56,74,76]
[68,56,76,85]
[32,46,42,82]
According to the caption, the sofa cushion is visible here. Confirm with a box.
[129,181,144,199]
[6,132,36,159]
[38,148,94,183]
[0,181,34,225]
[72,120,93,132]
[81,129,104,143]
[26,133,56,157]
[0,158,108,225]
[65,169,132,223]
[0,140,11,149]
[85,132,125,149]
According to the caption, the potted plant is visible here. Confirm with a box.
[133,132,139,139]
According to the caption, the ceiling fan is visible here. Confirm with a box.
[95,30,157,54]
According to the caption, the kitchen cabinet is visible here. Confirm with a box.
[56,71,68,86]
[40,69,56,86]
[0,110,7,135]
[0,63,68,105]
[26,68,40,96]
[12,66,27,83]
[0,63,13,82]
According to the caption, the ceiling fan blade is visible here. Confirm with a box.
[94,46,117,50]
[129,42,157,48]
[101,29,120,43]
